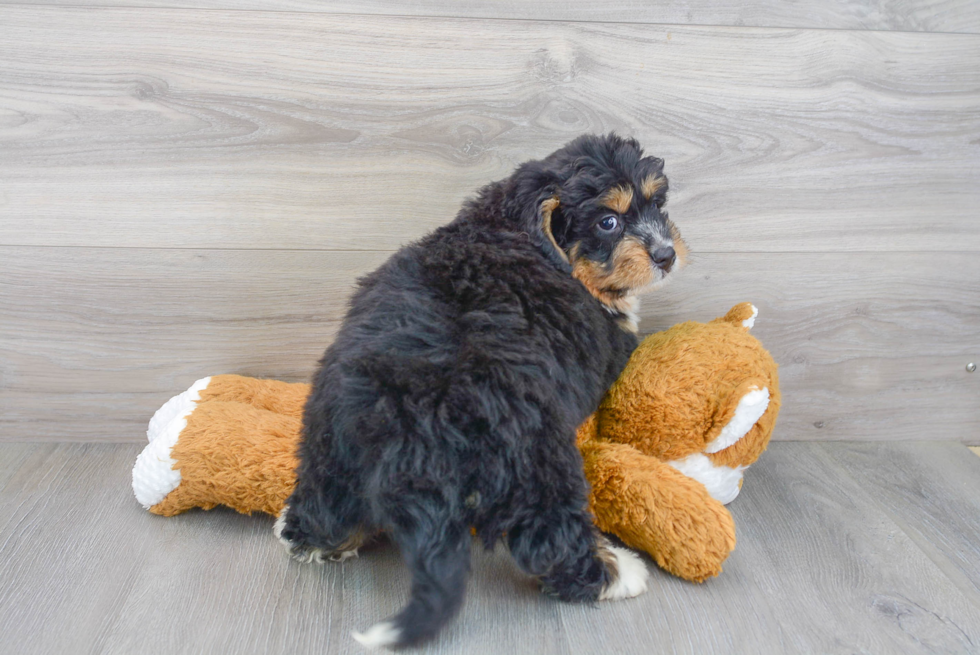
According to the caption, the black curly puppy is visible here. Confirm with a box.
[274,133,686,648]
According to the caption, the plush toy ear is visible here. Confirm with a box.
[716,302,758,329]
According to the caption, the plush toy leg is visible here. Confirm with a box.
[196,374,311,419]
[134,379,304,517]
[582,440,736,583]
[134,375,310,516]
[135,377,214,512]
[150,401,301,516]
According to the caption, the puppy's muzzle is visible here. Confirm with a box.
[651,246,676,273]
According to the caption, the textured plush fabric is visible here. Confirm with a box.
[149,376,310,517]
[200,374,310,420]
[146,305,778,582]
[581,440,736,583]
[577,302,780,581]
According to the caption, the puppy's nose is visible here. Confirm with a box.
[651,246,676,270]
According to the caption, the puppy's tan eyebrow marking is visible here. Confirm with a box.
[601,185,633,214]
[640,175,666,200]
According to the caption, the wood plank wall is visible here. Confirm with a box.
[1,2,978,442]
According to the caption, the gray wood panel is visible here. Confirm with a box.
[0,444,158,654]
[3,442,980,654]
[3,247,978,442]
[2,7,979,253]
[0,247,388,441]
[554,441,980,653]
[818,441,980,609]
[3,0,979,34]
[651,252,980,442]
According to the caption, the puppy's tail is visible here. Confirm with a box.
[353,520,471,649]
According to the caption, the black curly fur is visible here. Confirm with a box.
[280,133,674,647]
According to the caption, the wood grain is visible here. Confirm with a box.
[3,0,979,34]
[647,252,980,442]
[0,444,157,655]
[4,442,980,654]
[718,442,980,653]
[2,247,977,442]
[555,441,980,654]
[2,7,979,253]
[0,247,387,441]
[817,441,980,610]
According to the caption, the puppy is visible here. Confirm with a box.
[275,134,686,648]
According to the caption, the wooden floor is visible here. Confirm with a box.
[2,441,979,654]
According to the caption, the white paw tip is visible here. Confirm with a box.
[742,305,758,329]
[353,621,401,648]
[273,506,288,541]
[667,453,746,505]
[705,386,770,454]
[132,410,189,509]
[147,376,211,442]
[600,546,649,601]
[330,549,359,562]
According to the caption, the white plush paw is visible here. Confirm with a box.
[133,377,212,510]
[666,453,746,505]
[704,386,770,454]
[353,621,401,648]
[146,377,211,442]
[599,546,649,601]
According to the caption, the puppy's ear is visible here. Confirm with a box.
[524,192,571,273]
[507,162,571,273]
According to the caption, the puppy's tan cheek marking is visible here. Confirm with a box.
[640,175,666,200]
[571,239,651,323]
[608,238,655,291]
[669,221,689,268]
[601,186,633,215]
[539,197,568,263]
[571,256,608,302]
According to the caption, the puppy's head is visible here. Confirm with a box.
[513,134,687,323]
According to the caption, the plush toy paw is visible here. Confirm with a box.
[133,375,306,517]
[132,377,212,510]
[584,439,738,583]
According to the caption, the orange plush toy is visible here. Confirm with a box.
[133,303,778,582]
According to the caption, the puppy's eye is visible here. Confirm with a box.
[598,215,619,232]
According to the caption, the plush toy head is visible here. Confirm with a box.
[579,302,780,581]
[600,301,778,496]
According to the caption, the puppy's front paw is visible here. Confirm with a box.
[599,546,649,601]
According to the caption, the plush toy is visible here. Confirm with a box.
[578,302,779,581]
[133,302,779,582]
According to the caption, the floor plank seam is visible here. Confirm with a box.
[3,2,980,38]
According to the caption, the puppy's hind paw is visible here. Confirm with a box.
[352,621,401,649]
[599,546,649,601]
[273,506,358,564]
